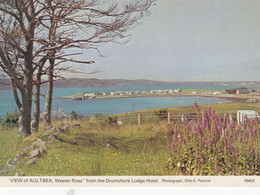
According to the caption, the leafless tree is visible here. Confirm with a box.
[0,0,155,136]
[38,0,156,125]
[0,0,42,137]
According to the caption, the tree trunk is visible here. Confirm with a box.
[18,83,33,137]
[43,65,54,125]
[31,65,43,132]
[31,83,40,132]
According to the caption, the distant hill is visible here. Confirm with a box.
[1,78,260,90]
[49,78,168,88]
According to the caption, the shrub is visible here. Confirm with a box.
[1,110,20,128]
[70,110,78,120]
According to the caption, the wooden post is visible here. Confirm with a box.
[168,112,171,124]
[138,113,141,127]
[229,114,233,122]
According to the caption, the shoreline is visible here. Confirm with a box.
[56,93,260,103]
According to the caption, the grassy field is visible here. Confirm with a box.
[0,102,259,176]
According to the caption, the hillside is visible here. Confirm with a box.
[46,78,168,88]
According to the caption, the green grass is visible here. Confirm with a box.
[0,102,260,176]
[13,122,173,176]
[0,126,36,174]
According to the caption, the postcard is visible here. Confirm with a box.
[0,0,259,189]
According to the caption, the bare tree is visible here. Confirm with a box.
[0,0,156,136]
[36,0,156,125]
[0,0,42,137]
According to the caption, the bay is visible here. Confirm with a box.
[0,83,257,118]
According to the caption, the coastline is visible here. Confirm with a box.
[56,93,260,103]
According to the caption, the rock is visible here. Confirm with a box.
[48,134,57,140]
[117,120,124,126]
[7,158,16,165]
[73,123,81,127]
[23,146,32,153]
[13,152,28,163]
[0,164,16,174]
[30,149,42,159]
[69,138,77,144]
[59,125,70,133]
[32,139,47,151]
[15,172,25,176]
[26,158,37,165]
[48,127,59,134]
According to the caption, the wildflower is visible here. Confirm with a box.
[196,149,200,156]
[200,158,205,164]
[215,162,219,173]
[232,169,236,175]
[173,126,178,134]
[235,147,239,158]
[201,136,205,145]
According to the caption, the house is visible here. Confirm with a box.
[225,88,250,95]
[84,92,96,97]
[246,99,257,103]
[173,89,182,93]
[213,91,221,95]
[237,110,259,124]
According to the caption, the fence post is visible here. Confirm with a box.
[138,113,141,127]
[168,112,171,124]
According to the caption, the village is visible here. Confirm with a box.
[71,87,260,103]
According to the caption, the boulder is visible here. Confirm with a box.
[13,152,28,163]
[32,139,47,151]
[48,134,57,140]
[26,158,37,165]
[117,120,124,126]
[59,124,70,133]
[30,149,42,159]
[0,163,16,174]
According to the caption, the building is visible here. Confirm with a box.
[213,91,221,95]
[225,88,250,95]
[237,110,259,124]
[246,99,257,103]
[173,89,182,93]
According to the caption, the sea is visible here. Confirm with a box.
[0,83,259,118]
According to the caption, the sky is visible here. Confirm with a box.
[66,0,260,82]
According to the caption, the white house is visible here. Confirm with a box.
[237,110,259,124]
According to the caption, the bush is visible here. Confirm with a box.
[70,110,78,120]
[1,110,20,128]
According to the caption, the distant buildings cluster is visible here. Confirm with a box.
[77,89,183,100]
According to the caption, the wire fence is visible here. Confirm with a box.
[114,111,237,126]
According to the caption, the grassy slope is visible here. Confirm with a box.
[1,102,260,176]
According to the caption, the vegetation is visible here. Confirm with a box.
[0,110,20,128]
[0,102,259,176]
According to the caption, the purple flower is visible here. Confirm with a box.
[235,147,239,158]
[200,158,205,164]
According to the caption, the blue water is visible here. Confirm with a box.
[0,83,257,118]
